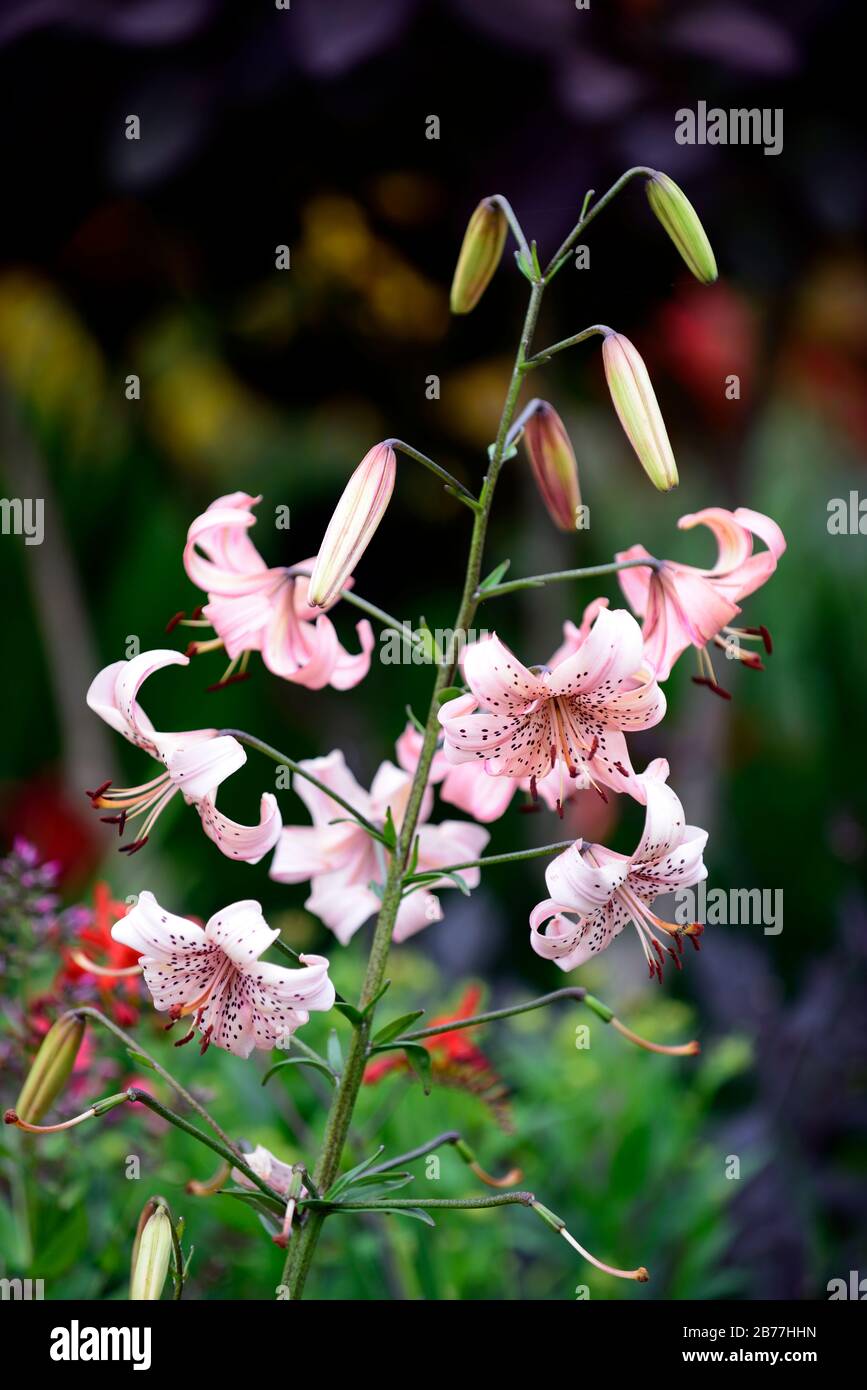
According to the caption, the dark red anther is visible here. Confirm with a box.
[691,676,732,701]
[85,780,112,802]
[549,744,557,770]
[518,800,542,815]
[173,1027,196,1048]
[184,641,199,659]
[587,735,599,760]
[100,810,128,836]
[529,776,538,802]
[593,784,609,803]
[165,610,186,634]
[651,939,666,965]
[198,1025,214,1056]
[745,625,773,654]
[206,672,252,693]
[119,837,148,855]
[556,798,564,820]
[741,653,765,672]
[613,761,629,777]
[191,604,205,619]
[667,947,683,971]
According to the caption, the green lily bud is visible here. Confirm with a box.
[601,332,678,492]
[646,172,718,285]
[14,1010,86,1125]
[449,198,508,314]
[522,401,582,532]
[130,1202,173,1301]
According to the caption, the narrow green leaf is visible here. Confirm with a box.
[478,558,511,591]
[261,1056,336,1088]
[334,1000,364,1026]
[218,1187,284,1216]
[436,685,466,703]
[125,1048,157,1070]
[371,1011,426,1048]
[327,1029,344,1077]
[325,1145,387,1200]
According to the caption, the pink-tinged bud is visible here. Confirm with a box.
[15,1010,86,1125]
[130,1201,173,1300]
[308,443,396,608]
[601,333,678,492]
[449,198,508,314]
[523,401,582,532]
[646,172,718,285]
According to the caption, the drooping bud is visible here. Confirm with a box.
[14,1010,86,1125]
[130,1201,173,1301]
[522,401,582,532]
[449,198,508,314]
[308,443,396,608]
[646,172,718,285]
[601,333,678,492]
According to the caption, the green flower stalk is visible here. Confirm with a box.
[601,331,679,491]
[646,171,718,285]
[449,198,508,314]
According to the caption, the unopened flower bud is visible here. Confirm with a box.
[601,333,678,492]
[523,401,582,532]
[449,198,508,314]
[130,1202,173,1301]
[646,172,718,285]
[308,443,396,608]
[14,1010,86,1125]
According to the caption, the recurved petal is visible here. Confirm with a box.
[632,775,688,865]
[614,544,656,619]
[269,824,359,884]
[546,606,645,698]
[544,842,629,915]
[291,750,372,828]
[110,889,208,961]
[108,649,190,749]
[529,898,626,971]
[197,790,282,864]
[329,620,375,691]
[165,734,246,802]
[204,899,279,967]
[462,634,547,712]
[183,495,270,596]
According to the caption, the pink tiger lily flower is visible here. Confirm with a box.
[616,506,786,692]
[437,605,665,809]
[269,750,489,944]
[85,649,281,860]
[397,599,612,822]
[530,768,707,980]
[112,891,334,1056]
[180,492,374,691]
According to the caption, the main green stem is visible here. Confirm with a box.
[282,280,546,1298]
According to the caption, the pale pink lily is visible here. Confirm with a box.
[231,1144,307,1247]
[437,605,666,809]
[111,891,334,1056]
[85,649,280,861]
[396,601,615,823]
[180,492,373,691]
[529,768,707,980]
[616,506,786,691]
[269,750,489,944]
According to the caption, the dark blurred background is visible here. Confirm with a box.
[1,0,865,1301]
